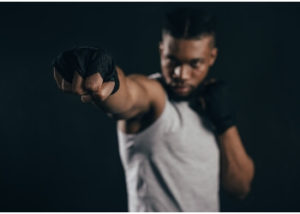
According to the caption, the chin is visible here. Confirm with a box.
[174,91,191,97]
[168,88,194,101]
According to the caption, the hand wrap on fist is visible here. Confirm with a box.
[52,46,119,94]
[200,80,236,135]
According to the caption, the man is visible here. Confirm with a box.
[52,8,254,212]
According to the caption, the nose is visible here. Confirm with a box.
[173,65,191,80]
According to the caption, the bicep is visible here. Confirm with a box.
[114,74,166,120]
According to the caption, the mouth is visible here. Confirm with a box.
[171,85,192,95]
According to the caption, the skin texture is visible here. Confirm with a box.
[53,33,254,199]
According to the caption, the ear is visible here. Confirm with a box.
[209,47,218,66]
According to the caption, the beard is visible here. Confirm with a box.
[157,74,205,102]
[165,82,199,102]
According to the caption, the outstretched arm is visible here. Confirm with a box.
[53,47,165,121]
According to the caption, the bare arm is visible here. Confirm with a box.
[200,79,255,199]
[100,68,165,120]
[219,126,255,199]
[54,66,166,121]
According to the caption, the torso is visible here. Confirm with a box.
[117,88,220,211]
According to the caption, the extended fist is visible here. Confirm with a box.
[52,47,119,103]
[198,79,236,135]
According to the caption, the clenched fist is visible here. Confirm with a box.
[52,47,119,103]
[197,79,236,135]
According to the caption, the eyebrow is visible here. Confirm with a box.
[166,54,204,64]
[190,58,205,64]
[166,55,179,61]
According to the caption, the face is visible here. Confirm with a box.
[159,33,218,98]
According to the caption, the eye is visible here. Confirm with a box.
[166,57,180,67]
[190,61,201,69]
[190,59,204,69]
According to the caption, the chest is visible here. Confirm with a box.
[127,102,219,164]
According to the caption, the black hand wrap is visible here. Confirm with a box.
[201,80,236,135]
[52,46,119,94]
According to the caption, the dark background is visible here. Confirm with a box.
[0,2,299,212]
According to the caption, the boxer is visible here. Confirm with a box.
[53,8,254,211]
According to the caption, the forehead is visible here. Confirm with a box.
[161,34,213,59]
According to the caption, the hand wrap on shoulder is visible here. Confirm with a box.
[52,46,119,94]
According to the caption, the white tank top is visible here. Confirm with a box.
[117,88,220,212]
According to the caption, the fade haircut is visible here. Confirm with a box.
[162,8,217,46]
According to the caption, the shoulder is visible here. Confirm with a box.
[128,73,166,109]
[118,73,167,134]
[128,73,165,93]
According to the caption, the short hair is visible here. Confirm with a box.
[162,8,217,45]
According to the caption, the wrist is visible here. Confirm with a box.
[212,116,236,135]
[218,125,237,138]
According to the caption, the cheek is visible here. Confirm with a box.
[191,65,210,83]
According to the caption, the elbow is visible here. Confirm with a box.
[223,178,252,199]
[234,181,252,200]
[237,180,252,199]
[222,158,255,199]
[222,167,255,199]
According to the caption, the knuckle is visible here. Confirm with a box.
[85,81,99,92]
[95,91,108,102]
[81,95,91,103]
[98,94,107,102]
[99,91,107,100]
[72,87,83,95]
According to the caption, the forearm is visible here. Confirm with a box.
[53,47,154,120]
[219,126,255,198]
